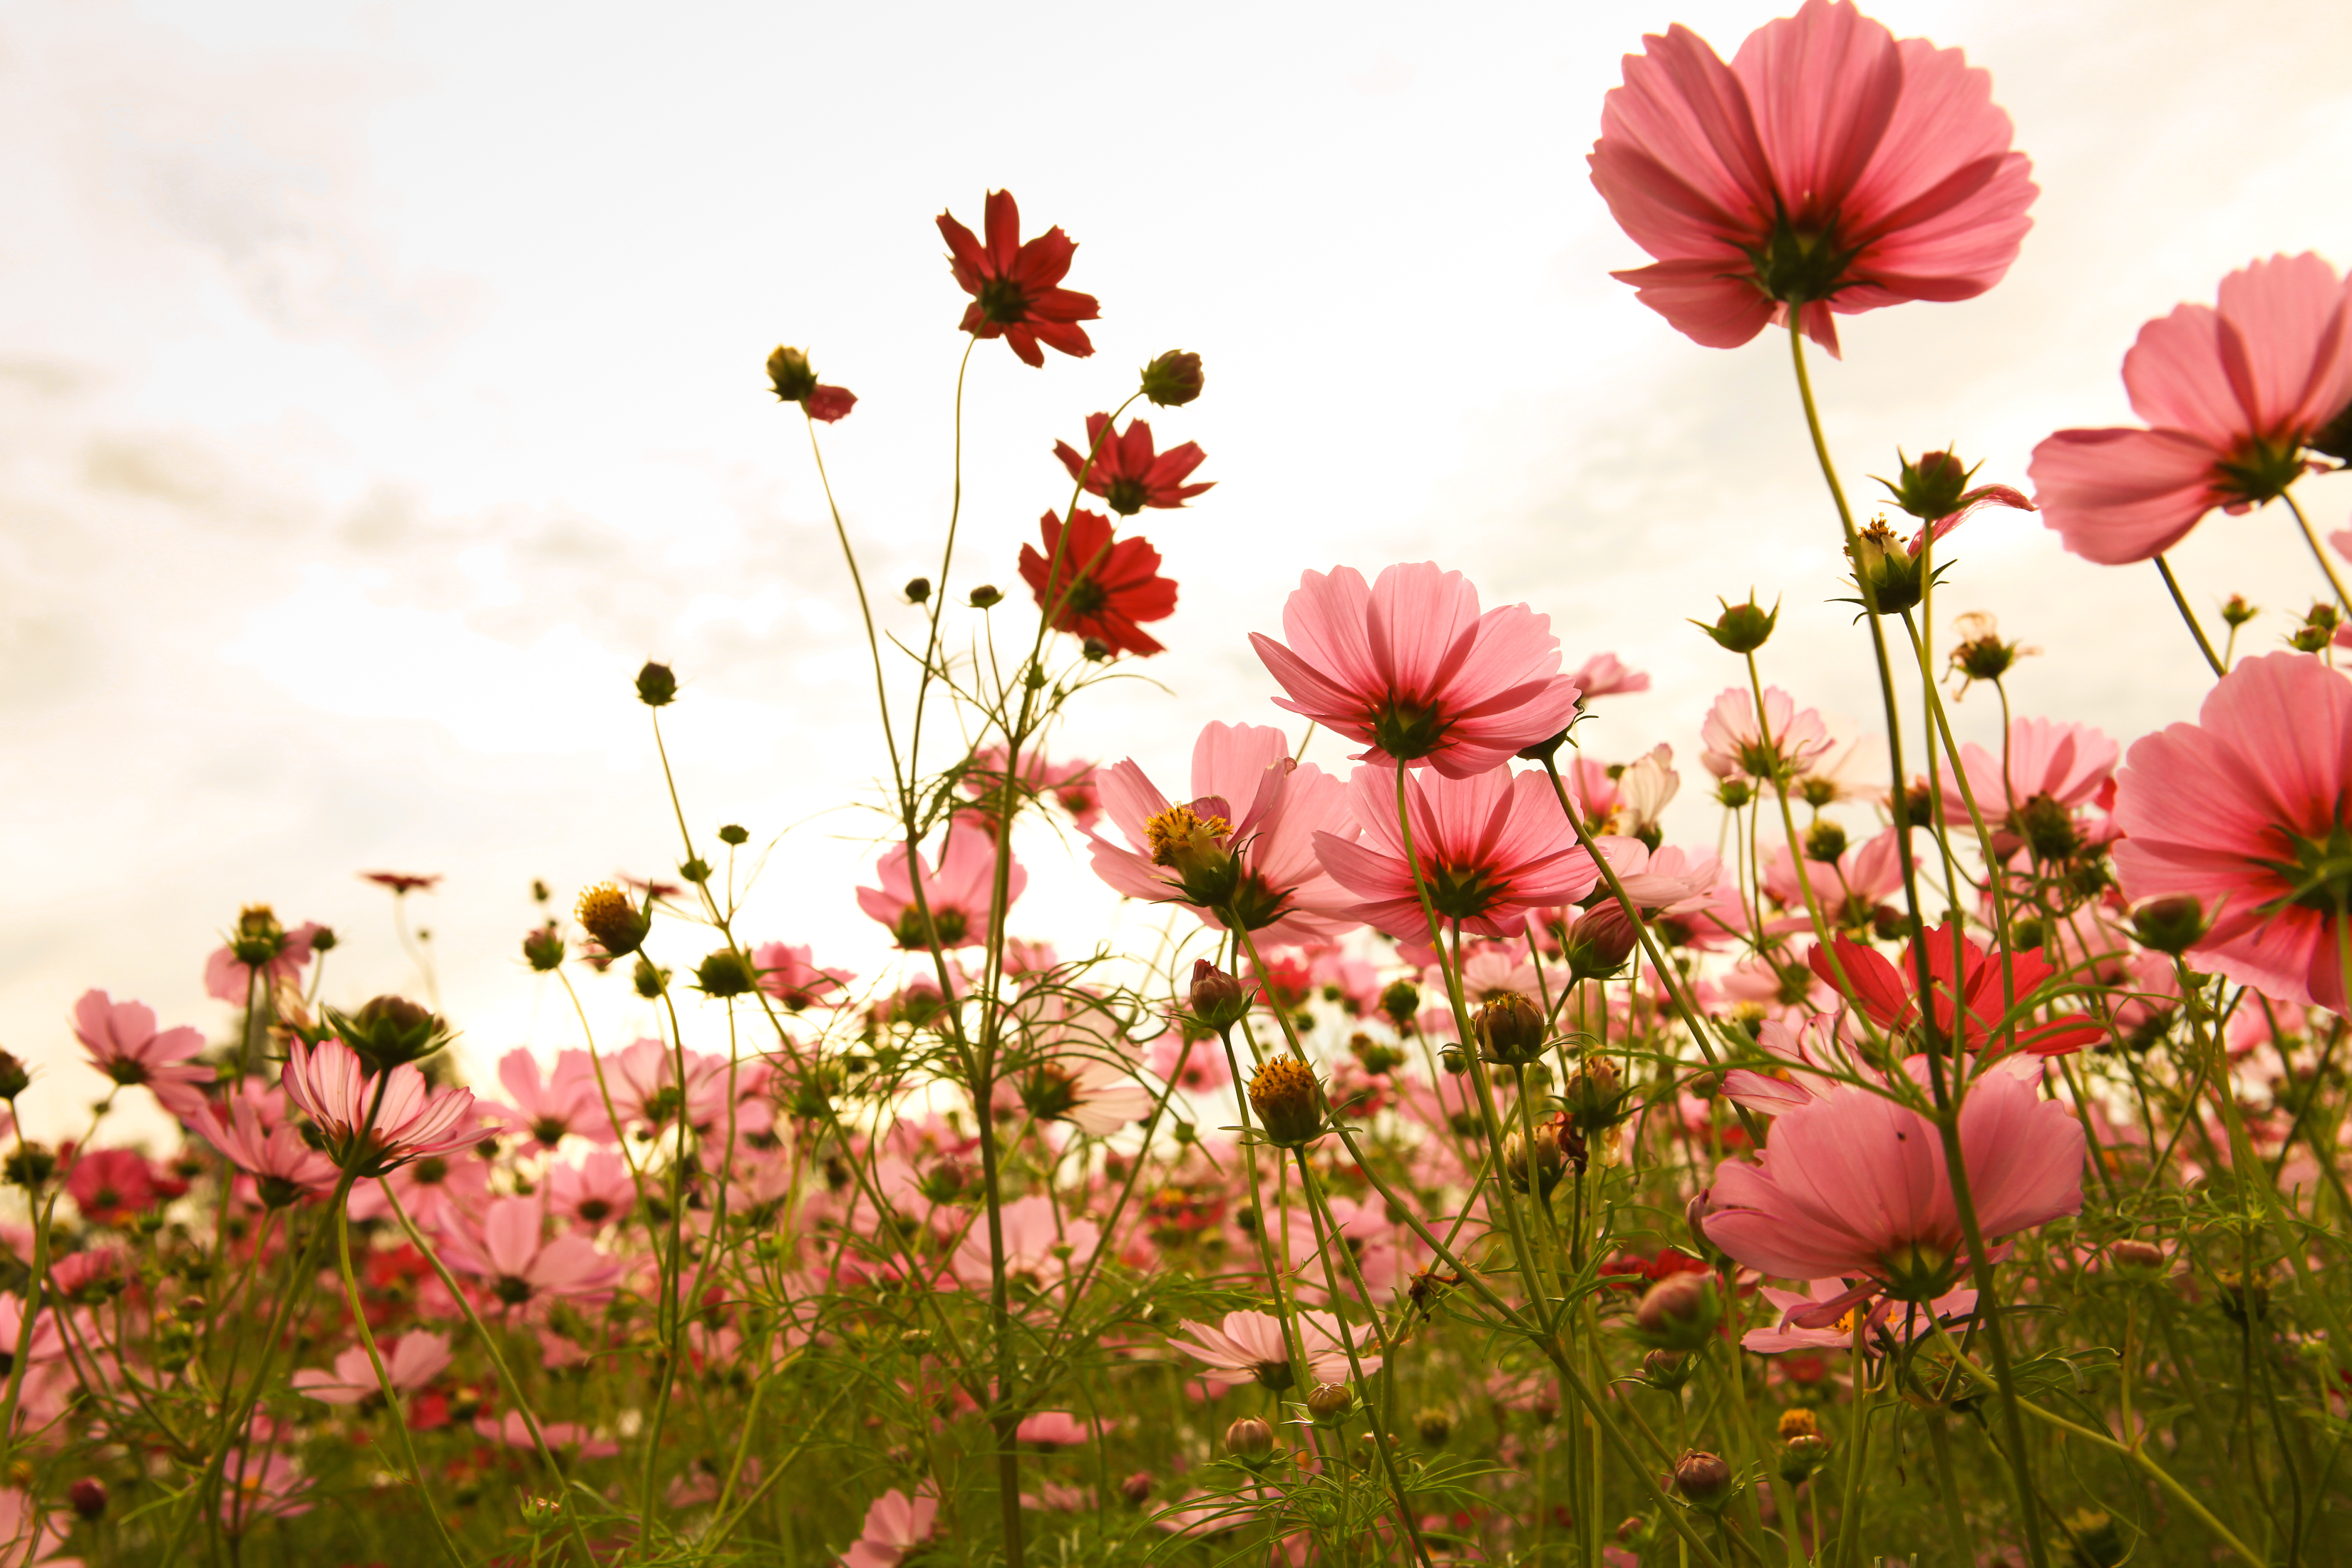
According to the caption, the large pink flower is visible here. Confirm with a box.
[1250,564,1582,779]
[1088,721,1359,949]
[281,1038,478,1177]
[488,1047,618,1150]
[439,1196,621,1308]
[842,1489,939,1568]
[2112,652,2352,1010]
[2032,254,2352,564]
[187,1084,340,1206]
[1589,0,2035,354]
[292,1331,450,1405]
[1165,1306,1381,1389]
[855,831,1027,951]
[1704,1066,2082,1298]
[1314,765,1600,943]
[1936,716,2119,860]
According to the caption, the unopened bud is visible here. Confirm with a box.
[1502,1129,1565,1197]
[1119,1470,1153,1505]
[0,1052,28,1102]
[1140,350,1205,408]
[1225,1415,1275,1462]
[1379,979,1420,1028]
[765,346,820,403]
[634,661,679,708]
[1673,1450,1733,1510]
[1779,1433,1832,1484]
[1187,961,1250,1036]
[1415,1409,1451,1447]
[1801,818,1847,864]
[1559,1053,1628,1133]
[1634,1272,1721,1352]
[1685,1188,1718,1257]
[68,1478,106,1520]
[1564,904,1639,984]
[632,958,671,999]
[1642,1349,1692,1391]
[1473,991,1546,1066]
[1439,1046,1468,1076]
[2130,895,2209,956]
[904,577,932,604]
[1306,1383,1353,1423]
[523,922,567,973]
[716,824,749,847]
[1876,448,1974,522]
[693,948,759,999]
[2219,593,2258,629]
[329,995,448,1072]
[969,584,1002,609]
[1698,596,1778,654]
[2110,1239,2167,1276]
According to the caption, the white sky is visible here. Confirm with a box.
[4,0,2350,1136]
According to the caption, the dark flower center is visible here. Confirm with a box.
[1748,217,1862,306]
[1424,862,1506,922]
[2258,815,2352,916]
[493,1276,535,1306]
[1103,478,1148,516]
[2007,793,2082,861]
[2214,435,2309,506]
[976,277,1030,325]
[532,1116,568,1146]
[1062,576,1108,616]
[1371,700,1445,760]
[893,906,971,949]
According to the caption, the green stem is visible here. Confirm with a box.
[2155,555,2227,676]
[334,1207,465,1567]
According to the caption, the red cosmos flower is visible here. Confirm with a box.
[1808,923,2104,1056]
[66,1148,170,1226]
[1589,0,2036,356]
[937,190,1100,367]
[360,872,441,894]
[1018,508,1177,658]
[1053,414,1212,516]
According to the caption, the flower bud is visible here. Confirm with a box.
[632,957,671,999]
[0,1052,28,1102]
[717,823,749,847]
[1716,778,1754,810]
[1778,1433,1832,1484]
[1801,818,1847,864]
[2110,1239,2167,1276]
[1379,979,1420,1028]
[523,922,567,974]
[1642,1349,1692,1391]
[230,904,289,967]
[576,883,651,959]
[1415,1409,1452,1447]
[765,346,820,403]
[1634,1272,1721,1352]
[1438,1046,1468,1076]
[1306,1383,1353,1423]
[1120,1470,1153,1505]
[1473,991,1546,1066]
[1139,350,1205,408]
[1564,905,1639,985]
[1559,1053,1628,1134]
[1225,1415,1275,1462]
[67,1477,106,1520]
[635,661,679,708]
[1188,960,1251,1034]
[4,1143,55,1189]
[2220,593,2259,629]
[1697,596,1778,654]
[1501,1129,1565,1197]
[693,948,759,999]
[969,584,1002,609]
[1684,1188,1718,1257]
[1879,448,1972,521]
[1845,520,1927,615]
[329,995,450,1072]
[1672,1450,1733,1510]
[2130,895,2209,956]
[904,577,932,604]
[1248,1058,1324,1147]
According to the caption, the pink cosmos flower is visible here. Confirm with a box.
[1166,1307,1381,1388]
[1703,1066,2083,1300]
[187,1085,340,1206]
[1760,825,1907,932]
[2032,254,2352,563]
[473,1412,619,1458]
[292,1331,451,1405]
[2112,651,2352,1010]
[280,1038,478,1177]
[490,1047,619,1149]
[1147,1036,1229,1093]
[1250,563,1584,779]
[1016,1410,1106,1447]
[1089,721,1360,949]
[547,1150,636,1231]
[1568,651,1651,699]
[1938,716,2120,860]
[951,1195,1100,1294]
[855,831,1027,951]
[439,1196,621,1309]
[841,1489,939,1568]
[958,748,1102,835]
[0,1489,76,1568]
[1562,746,1681,840]
[1053,413,1213,515]
[751,942,855,1012]
[1743,1277,1975,1353]
[1589,0,2035,355]
[1315,765,1600,943]
[1699,686,1832,783]
[71,991,210,1116]
[203,919,323,1004]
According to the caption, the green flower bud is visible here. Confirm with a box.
[1140,350,1205,408]
[1696,595,1778,654]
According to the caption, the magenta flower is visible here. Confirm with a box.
[473,1412,619,1458]
[2032,254,2352,563]
[855,831,1027,951]
[1589,0,2036,355]
[489,1047,618,1149]
[1743,1277,1975,1353]
[281,1038,478,1177]
[72,990,211,1115]
[1251,563,1584,779]
[2113,652,2352,1010]
[1937,716,2119,860]
[1703,1066,2083,1301]
[1089,721,1360,949]
[841,1489,939,1568]
[1314,765,1600,943]
[440,1196,621,1309]
[292,1331,451,1405]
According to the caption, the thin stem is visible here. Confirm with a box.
[2284,488,2352,612]
[2154,555,2227,676]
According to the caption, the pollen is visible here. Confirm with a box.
[1144,804,1231,867]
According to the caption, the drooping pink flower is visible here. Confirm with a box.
[1937,716,2120,860]
[841,1489,939,1568]
[1568,651,1651,699]
[489,1048,619,1149]
[291,1331,451,1405]
[280,1038,478,1177]
[1743,1276,1975,1353]
[187,1085,339,1206]
[937,190,1099,367]
[439,1196,621,1309]
[1589,0,2036,355]
[855,831,1027,951]
[1016,1410,1107,1448]
[1053,413,1212,515]
[2032,254,2352,563]
[1699,686,1832,783]
[1251,563,1584,779]
[2112,651,2352,1010]
[1808,923,2104,1057]
[1165,1306,1382,1388]
[71,991,211,1115]
[1703,1066,2083,1298]
[1314,765,1600,943]
[1089,721,1361,949]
